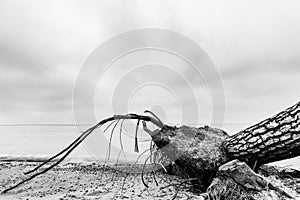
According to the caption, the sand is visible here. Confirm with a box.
[0,162,203,200]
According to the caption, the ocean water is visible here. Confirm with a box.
[0,125,157,163]
[0,125,299,169]
[0,126,89,159]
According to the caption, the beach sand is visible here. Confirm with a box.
[0,162,203,200]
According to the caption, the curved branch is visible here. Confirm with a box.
[144,110,164,128]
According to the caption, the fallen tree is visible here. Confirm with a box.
[224,101,300,170]
[2,101,300,198]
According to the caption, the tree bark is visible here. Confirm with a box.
[223,101,300,170]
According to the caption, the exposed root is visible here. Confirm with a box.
[119,120,127,161]
[106,120,120,161]
[144,110,164,128]
[1,114,164,194]
[134,119,141,153]
[121,149,150,198]
[111,120,127,182]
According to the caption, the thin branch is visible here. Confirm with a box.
[134,119,141,153]
[2,114,164,194]
[106,120,120,161]
[119,120,126,160]
[144,110,164,128]
[1,127,95,193]
[24,128,93,175]
[102,120,117,134]
[141,154,152,188]
[149,142,159,186]
[121,149,150,197]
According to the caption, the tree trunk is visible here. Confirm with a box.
[151,101,300,191]
[223,101,300,170]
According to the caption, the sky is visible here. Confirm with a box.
[0,1,299,164]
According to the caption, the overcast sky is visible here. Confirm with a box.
[0,0,299,134]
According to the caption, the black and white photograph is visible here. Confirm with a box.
[0,1,299,199]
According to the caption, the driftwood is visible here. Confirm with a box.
[2,101,300,198]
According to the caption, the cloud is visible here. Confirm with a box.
[0,0,299,127]
[0,0,299,167]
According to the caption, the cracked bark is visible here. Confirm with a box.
[223,101,300,170]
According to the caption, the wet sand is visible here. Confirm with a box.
[0,162,203,200]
